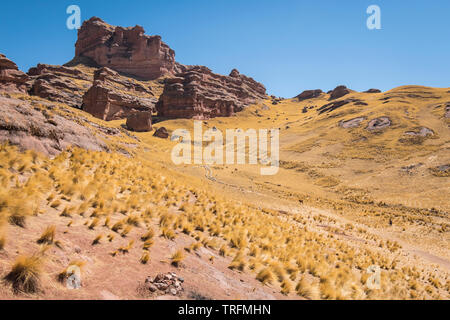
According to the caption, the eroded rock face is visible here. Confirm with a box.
[28,64,92,108]
[75,17,183,80]
[0,54,30,93]
[296,89,322,101]
[82,67,157,121]
[126,112,152,132]
[329,85,351,100]
[0,96,108,156]
[156,67,266,119]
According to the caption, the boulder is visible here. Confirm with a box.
[0,54,30,93]
[82,67,157,121]
[329,85,351,100]
[153,127,169,139]
[295,89,322,101]
[126,112,152,132]
[75,17,184,80]
[156,66,266,119]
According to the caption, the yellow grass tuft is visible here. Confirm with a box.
[37,225,56,244]
[170,249,185,267]
[5,254,44,293]
[140,252,150,264]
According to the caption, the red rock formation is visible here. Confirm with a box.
[28,64,92,108]
[75,17,183,80]
[0,54,30,93]
[126,112,152,132]
[156,67,267,119]
[82,67,157,121]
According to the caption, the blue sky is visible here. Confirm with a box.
[0,0,449,97]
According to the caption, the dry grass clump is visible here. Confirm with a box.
[5,253,44,293]
[256,267,274,285]
[0,143,447,300]
[92,234,103,245]
[140,252,150,264]
[37,225,56,244]
[170,249,185,267]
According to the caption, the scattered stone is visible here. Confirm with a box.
[139,273,184,297]
[153,127,169,139]
[366,117,391,131]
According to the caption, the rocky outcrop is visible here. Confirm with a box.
[28,64,92,108]
[75,17,183,80]
[0,96,108,156]
[367,117,391,131]
[296,89,322,101]
[126,112,152,132]
[339,117,366,129]
[156,67,266,119]
[82,67,157,121]
[329,85,351,100]
[364,88,381,93]
[0,54,30,93]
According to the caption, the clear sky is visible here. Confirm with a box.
[0,0,449,97]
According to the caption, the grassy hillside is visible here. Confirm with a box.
[0,85,448,299]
